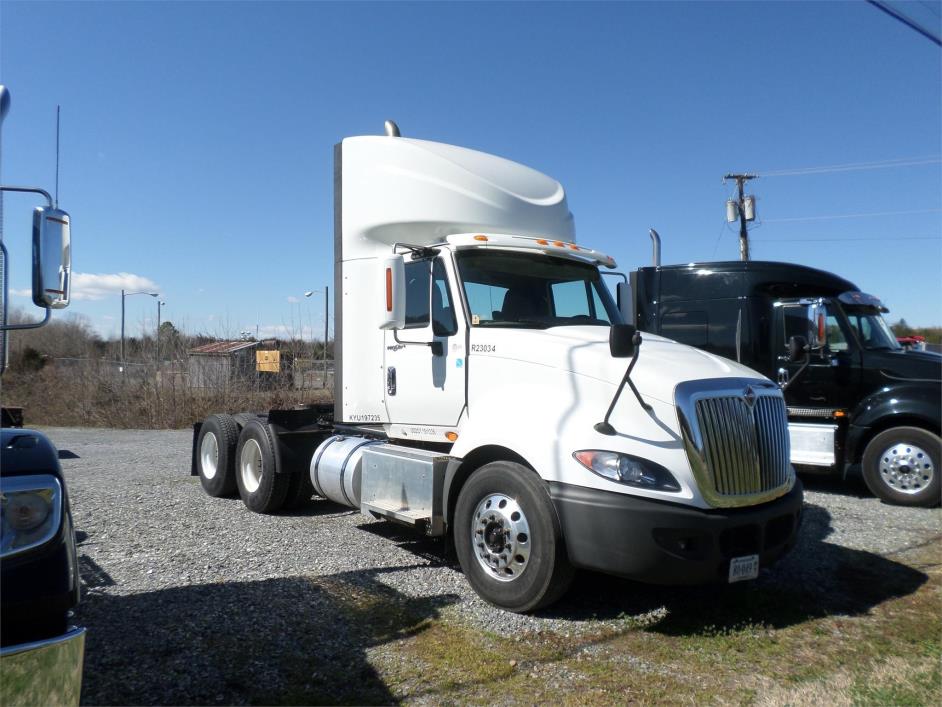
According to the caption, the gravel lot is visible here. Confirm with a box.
[43,427,941,705]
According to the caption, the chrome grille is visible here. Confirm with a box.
[696,395,790,495]
[676,379,793,508]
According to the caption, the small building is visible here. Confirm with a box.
[187,341,260,389]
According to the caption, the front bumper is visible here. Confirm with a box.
[0,626,86,706]
[549,479,803,584]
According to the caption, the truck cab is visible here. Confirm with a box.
[195,129,804,612]
[632,260,941,507]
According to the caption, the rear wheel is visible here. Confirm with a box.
[196,414,239,497]
[454,461,574,613]
[862,426,940,507]
[235,420,290,513]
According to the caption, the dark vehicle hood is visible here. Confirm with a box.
[1,428,63,478]
[866,350,942,383]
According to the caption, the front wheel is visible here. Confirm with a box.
[454,461,574,613]
[862,426,940,507]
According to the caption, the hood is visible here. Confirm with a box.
[867,349,942,383]
[476,326,767,404]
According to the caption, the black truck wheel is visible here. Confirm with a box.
[454,461,574,613]
[862,427,940,507]
[235,420,290,513]
[196,414,239,497]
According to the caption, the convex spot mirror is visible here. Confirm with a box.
[32,207,71,309]
[609,323,638,358]
[379,254,405,330]
[788,335,808,363]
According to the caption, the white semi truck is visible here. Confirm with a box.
[192,123,803,612]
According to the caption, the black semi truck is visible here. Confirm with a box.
[628,256,941,507]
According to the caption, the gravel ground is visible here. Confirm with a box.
[41,427,941,705]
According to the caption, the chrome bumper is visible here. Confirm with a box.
[0,627,85,706]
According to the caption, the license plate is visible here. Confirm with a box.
[728,554,760,583]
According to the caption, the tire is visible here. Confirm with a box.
[283,472,315,510]
[196,414,239,497]
[862,426,941,507]
[454,461,574,613]
[235,419,290,513]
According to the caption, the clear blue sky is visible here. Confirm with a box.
[1,1,940,341]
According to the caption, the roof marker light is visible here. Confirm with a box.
[474,234,489,241]
[568,244,579,251]
[536,239,549,245]
[553,240,565,247]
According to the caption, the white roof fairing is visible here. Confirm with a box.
[340,136,576,260]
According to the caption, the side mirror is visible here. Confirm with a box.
[32,206,71,309]
[616,281,635,325]
[609,323,638,358]
[788,335,808,363]
[807,304,826,350]
[379,254,405,330]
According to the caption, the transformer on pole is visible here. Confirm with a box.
[724,173,757,261]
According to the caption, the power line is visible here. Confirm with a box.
[867,0,942,46]
[752,235,941,242]
[762,208,942,223]
[759,156,941,177]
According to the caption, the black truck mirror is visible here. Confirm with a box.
[788,335,808,363]
[609,324,637,358]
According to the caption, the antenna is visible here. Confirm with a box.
[55,105,60,208]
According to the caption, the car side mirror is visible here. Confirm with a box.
[32,206,71,309]
[379,254,405,330]
[788,335,808,363]
[609,324,638,358]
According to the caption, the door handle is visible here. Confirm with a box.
[387,366,397,396]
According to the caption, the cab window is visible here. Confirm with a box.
[404,258,458,336]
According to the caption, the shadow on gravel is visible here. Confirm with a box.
[76,565,458,706]
[798,469,871,499]
[536,502,929,632]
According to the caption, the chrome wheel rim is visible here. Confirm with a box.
[240,439,263,493]
[878,442,935,495]
[200,432,219,480]
[471,493,531,582]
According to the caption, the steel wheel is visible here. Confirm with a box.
[200,432,219,480]
[196,414,239,497]
[471,493,531,582]
[863,426,941,507]
[454,461,574,612]
[240,439,263,494]
[877,441,935,494]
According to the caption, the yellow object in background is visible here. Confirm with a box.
[256,350,280,373]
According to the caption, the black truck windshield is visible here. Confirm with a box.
[842,305,901,351]
[455,250,621,329]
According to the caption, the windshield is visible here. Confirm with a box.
[842,305,901,351]
[455,250,621,329]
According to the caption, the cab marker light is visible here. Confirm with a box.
[536,238,549,245]
[552,240,565,247]
[473,234,489,241]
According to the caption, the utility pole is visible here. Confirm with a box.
[724,173,757,261]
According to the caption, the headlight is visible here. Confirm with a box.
[573,450,681,492]
[1,474,63,558]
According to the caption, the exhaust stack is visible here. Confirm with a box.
[649,228,661,267]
